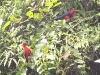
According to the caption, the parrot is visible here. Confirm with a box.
[22,42,31,62]
[54,9,76,21]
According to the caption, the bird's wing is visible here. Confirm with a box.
[54,11,70,20]
[24,51,26,57]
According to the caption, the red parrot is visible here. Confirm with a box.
[22,42,31,62]
[54,9,76,21]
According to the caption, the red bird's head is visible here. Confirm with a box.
[70,9,76,15]
[22,42,26,47]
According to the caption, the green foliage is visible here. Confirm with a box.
[0,0,100,75]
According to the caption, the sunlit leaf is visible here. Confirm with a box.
[40,38,47,44]
[26,11,33,18]
[51,0,57,3]
[97,1,100,5]
[9,15,15,21]
[39,68,47,74]
[37,64,44,73]
[48,67,56,70]
[0,18,3,25]
[46,54,55,60]
[75,59,85,64]
[53,2,61,7]
[96,13,100,16]
[49,31,55,37]
[8,58,13,67]
[35,44,44,49]
[43,7,50,12]
[33,13,40,20]
[2,21,11,30]
[45,2,53,7]
[94,44,100,51]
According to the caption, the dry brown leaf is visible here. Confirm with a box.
[62,51,70,60]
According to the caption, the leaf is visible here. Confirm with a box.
[26,11,33,18]
[94,44,100,51]
[39,68,47,74]
[96,13,100,16]
[51,0,58,3]
[49,31,55,37]
[13,58,18,66]
[48,67,56,70]
[0,58,5,65]
[40,38,47,45]
[2,21,11,30]
[37,64,44,73]
[4,51,9,66]
[53,2,61,7]
[62,51,70,60]
[19,63,26,71]
[8,58,13,67]
[33,13,40,20]
[16,72,22,75]
[0,18,3,25]
[78,1,84,10]
[9,15,15,21]
[43,7,50,12]
[97,1,100,5]
[45,2,53,7]
[46,54,55,60]
[41,46,48,53]
[35,44,44,49]
[75,59,85,64]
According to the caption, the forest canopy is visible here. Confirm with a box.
[0,0,100,75]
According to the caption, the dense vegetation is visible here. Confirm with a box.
[0,0,100,75]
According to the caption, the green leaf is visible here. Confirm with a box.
[53,2,61,7]
[26,11,33,18]
[2,21,11,30]
[9,15,15,21]
[33,13,40,20]
[45,2,53,7]
[19,63,26,71]
[96,13,100,16]
[8,58,13,67]
[46,54,55,60]
[16,72,21,75]
[33,13,39,19]
[37,64,44,73]
[49,31,55,37]
[39,68,47,74]
[41,46,48,53]
[43,7,50,12]
[94,44,100,51]
[51,0,57,3]
[75,59,85,64]
[77,1,84,10]
[97,1,100,5]
[4,51,8,66]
